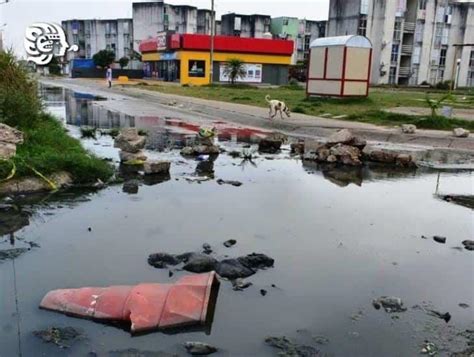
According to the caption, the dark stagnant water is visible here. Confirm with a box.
[0,86,473,357]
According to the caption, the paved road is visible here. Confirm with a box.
[40,78,474,156]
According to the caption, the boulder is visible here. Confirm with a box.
[0,123,24,145]
[238,253,274,269]
[290,142,305,154]
[181,145,220,156]
[453,128,470,138]
[216,259,255,279]
[372,296,407,313]
[327,129,355,145]
[114,128,146,153]
[119,150,147,163]
[182,253,218,273]
[395,153,414,167]
[0,142,17,159]
[351,136,367,150]
[317,147,330,161]
[329,144,362,166]
[462,240,474,251]
[365,149,397,164]
[184,342,217,355]
[258,138,282,154]
[148,253,182,268]
[327,154,337,163]
[143,161,170,175]
[401,124,417,134]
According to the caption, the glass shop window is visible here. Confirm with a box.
[188,60,206,77]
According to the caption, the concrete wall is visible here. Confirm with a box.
[132,1,165,52]
[71,68,144,79]
[221,14,271,38]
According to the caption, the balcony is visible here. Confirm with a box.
[403,22,415,33]
[398,67,411,77]
[401,45,413,55]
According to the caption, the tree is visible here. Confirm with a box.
[222,58,246,85]
[118,57,129,69]
[425,93,453,117]
[92,50,115,69]
[48,56,61,75]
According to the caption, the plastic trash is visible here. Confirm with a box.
[39,272,219,334]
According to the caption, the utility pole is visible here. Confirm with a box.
[209,0,215,85]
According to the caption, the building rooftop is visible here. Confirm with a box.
[311,35,372,48]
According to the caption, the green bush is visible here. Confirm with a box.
[293,106,307,114]
[0,51,42,128]
[435,80,453,90]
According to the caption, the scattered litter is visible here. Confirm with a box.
[427,310,451,323]
[216,179,242,187]
[458,303,470,309]
[260,289,267,296]
[433,236,446,244]
[231,278,252,291]
[420,341,438,356]
[39,272,220,334]
[183,176,211,183]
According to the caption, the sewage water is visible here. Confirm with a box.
[0,86,473,357]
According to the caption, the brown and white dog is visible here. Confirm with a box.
[265,95,291,119]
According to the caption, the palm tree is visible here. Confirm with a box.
[223,58,246,85]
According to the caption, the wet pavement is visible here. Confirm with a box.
[0,86,473,356]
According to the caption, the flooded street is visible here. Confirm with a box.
[1,86,473,356]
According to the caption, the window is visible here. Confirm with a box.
[410,66,419,85]
[188,60,206,77]
[439,48,447,67]
[360,0,369,15]
[234,17,241,31]
[283,18,289,26]
[413,46,421,64]
[105,22,111,34]
[304,36,311,51]
[434,25,443,47]
[430,69,437,85]
[389,67,397,84]
[391,44,400,63]
[415,22,424,42]
[393,18,402,41]
[419,0,427,10]
[470,50,474,67]
[438,68,444,81]
[358,16,367,36]
[123,22,129,34]
[72,34,79,45]
[468,70,474,87]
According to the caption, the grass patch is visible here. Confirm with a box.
[137,83,473,130]
[11,113,113,184]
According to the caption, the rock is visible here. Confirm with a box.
[119,150,147,163]
[0,123,24,145]
[351,136,367,150]
[147,253,182,269]
[122,180,139,194]
[33,326,82,348]
[231,278,252,291]
[216,179,242,187]
[327,129,355,145]
[329,144,362,166]
[365,149,397,164]
[453,128,470,138]
[317,147,330,161]
[395,153,413,167]
[202,243,213,254]
[216,259,255,279]
[223,239,237,248]
[462,240,474,251]
[420,341,438,356]
[143,161,170,175]
[180,146,195,156]
[0,172,72,196]
[182,253,218,273]
[265,336,318,357]
[372,296,407,313]
[258,138,282,154]
[326,154,337,163]
[458,303,470,309]
[291,142,305,154]
[433,236,446,244]
[0,248,29,261]
[109,349,178,357]
[237,253,274,270]
[401,124,417,134]
[0,142,17,159]
[260,289,267,296]
[181,145,220,156]
[114,129,146,153]
[183,342,217,355]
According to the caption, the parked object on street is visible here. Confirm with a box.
[307,35,372,98]
[39,272,220,334]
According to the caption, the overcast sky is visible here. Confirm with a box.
[1,0,329,58]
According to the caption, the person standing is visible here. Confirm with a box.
[106,65,112,88]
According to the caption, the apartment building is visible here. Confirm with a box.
[220,13,272,38]
[62,19,134,61]
[271,17,326,63]
[132,1,213,51]
[328,0,474,87]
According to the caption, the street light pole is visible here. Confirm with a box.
[209,0,215,85]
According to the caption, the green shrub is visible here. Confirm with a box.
[293,106,306,114]
[435,80,453,90]
[0,51,42,128]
